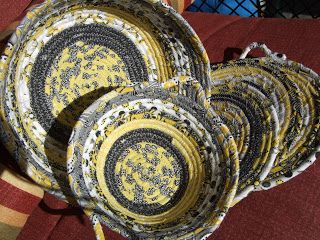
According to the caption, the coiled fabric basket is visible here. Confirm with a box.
[0,0,211,200]
[67,77,239,239]
[210,42,320,203]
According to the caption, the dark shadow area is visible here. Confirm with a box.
[36,194,87,226]
[39,199,83,216]
[0,141,31,180]
[0,36,11,52]
[46,86,114,147]
[223,47,243,62]
[44,86,116,201]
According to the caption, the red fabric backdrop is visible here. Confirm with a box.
[0,1,320,239]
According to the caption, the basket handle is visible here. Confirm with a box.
[239,42,287,61]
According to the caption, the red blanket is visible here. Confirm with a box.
[0,1,320,240]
